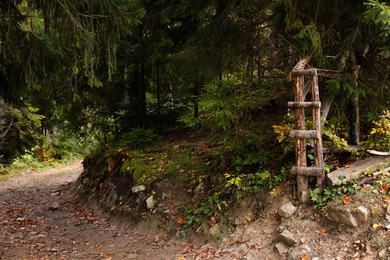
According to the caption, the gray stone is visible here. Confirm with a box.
[278,201,297,218]
[327,156,389,186]
[277,230,297,246]
[132,185,146,193]
[387,201,390,215]
[354,206,370,225]
[16,217,25,222]
[209,224,221,237]
[327,205,358,227]
[82,177,89,185]
[275,242,288,255]
[379,249,387,258]
[288,245,312,260]
[105,188,118,208]
[146,195,157,209]
[299,190,312,204]
[49,202,60,211]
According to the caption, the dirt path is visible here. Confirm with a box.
[0,161,205,260]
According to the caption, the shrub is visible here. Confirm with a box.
[367,110,390,148]
[119,128,158,149]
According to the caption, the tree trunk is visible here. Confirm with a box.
[156,65,162,132]
[349,51,360,144]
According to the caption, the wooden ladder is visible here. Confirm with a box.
[287,58,324,202]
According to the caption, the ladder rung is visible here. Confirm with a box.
[292,166,323,176]
[290,130,320,139]
[291,68,317,77]
[288,101,321,109]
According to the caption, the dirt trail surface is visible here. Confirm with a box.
[0,161,206,260]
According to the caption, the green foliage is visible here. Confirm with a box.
[364,0,390,57]
[11,147,46,170]
[367,110,390,148]
[310,180,359,212]
[294,24,323,57]
[179,74,273,132]
[119,128,158,150]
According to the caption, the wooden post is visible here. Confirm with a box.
[311,72,325,188]
[295,75,308,198]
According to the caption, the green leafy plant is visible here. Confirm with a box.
[367,110,390,149]
[310,180,359,212]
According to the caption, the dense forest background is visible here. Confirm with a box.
[1,0,390,174]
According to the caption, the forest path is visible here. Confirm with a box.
[0,161,203,260]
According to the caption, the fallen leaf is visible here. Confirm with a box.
[381,184,389,194]
[177,217,187,225]
[301,255,309,260]
[383,196,390,202]
[372,223,381,229]
[178,169,185,174]
[95,245,103,250]
[315,229,328,235]
[370,205,378,213]
[251,230,258,235]
[300,237,308,244]
[342,198,351,205]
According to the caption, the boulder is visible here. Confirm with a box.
[275,242,289,255]
[354,206,370,225]
[277,230,297,246]
[288,245,312,260]
[146,195,157,209]
[327,205,358,227]
[132,185,146,193]
[278,201,297,218]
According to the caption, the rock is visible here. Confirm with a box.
[288,245,312,260]
[146,195,157,209]
[275,242,289,255]
[132,185,146,193]
[327,156,389,186]
[277,230,297,247]
[278,201,297,218]
[16,217,25,222]
[299,190,311,204]
[49,203,60,211]
[327,205,358,227]
[209,224,221,237]
[387,201,390,215]
[82,177,89,185]
[379,249,387,258]
[105,188,118,208]
[354,206,370,225]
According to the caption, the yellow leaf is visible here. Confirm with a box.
[373,223,381,229]
[383,196,390,202]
